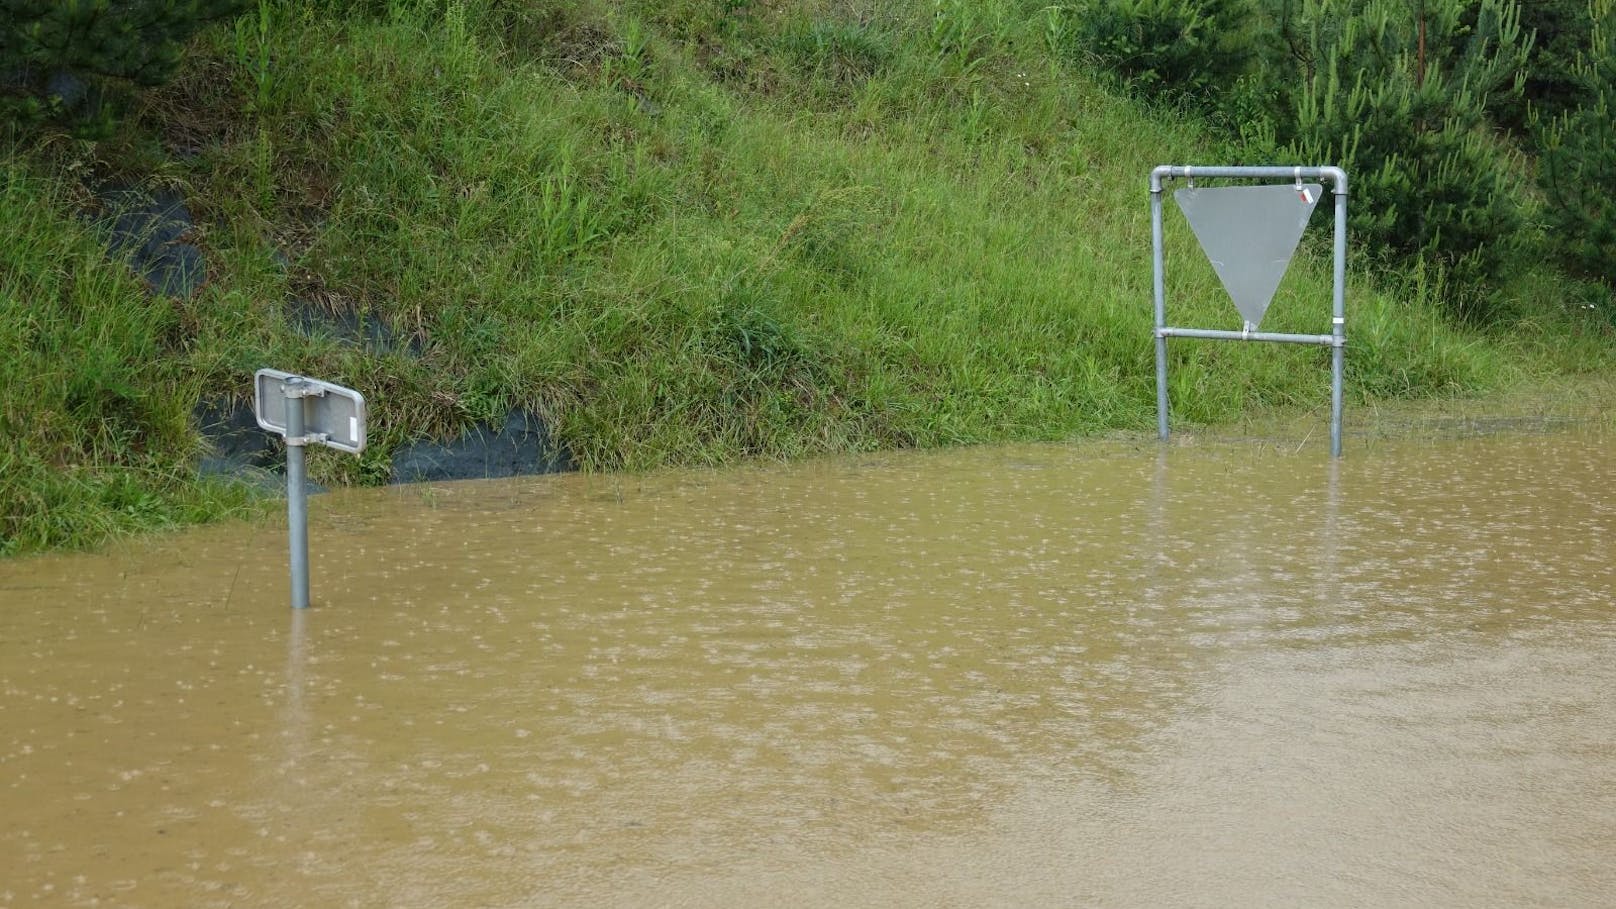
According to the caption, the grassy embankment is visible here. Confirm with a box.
[3,0,1611,556]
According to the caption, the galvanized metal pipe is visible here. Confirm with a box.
[285,378,310,610]
[1151,182,1169,441]
[1159,327,1338,346]
[1329,169,1349,459]
[1152,165,1347,188]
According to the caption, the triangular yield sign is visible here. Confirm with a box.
[1174,183,1322,329]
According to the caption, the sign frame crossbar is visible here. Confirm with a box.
[1150,164,1349,458]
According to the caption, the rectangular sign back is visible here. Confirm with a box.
[254,369,367,454]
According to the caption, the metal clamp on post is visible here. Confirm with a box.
[279,379,335,445]
[283,382,327,399]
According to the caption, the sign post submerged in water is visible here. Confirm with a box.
[254,369,367,609]
[1150,165,1349,457]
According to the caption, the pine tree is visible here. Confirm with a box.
[1053,0,1254,99]
[1537,0,1616,284]
[1253,0,1533,282]
[2,0,249,130]
[1495,0,1589,128]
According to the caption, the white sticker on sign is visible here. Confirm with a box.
[1299,187,1315,204]
[350,416,359,441]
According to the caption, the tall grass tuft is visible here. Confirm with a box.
[0,163,257,556]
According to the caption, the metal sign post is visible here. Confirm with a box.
[254,369,367,609]
[1150,165,1349,457]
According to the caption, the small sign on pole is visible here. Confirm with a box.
[255,370,367,453]
[253,369,367,609]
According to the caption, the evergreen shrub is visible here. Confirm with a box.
[1050,0,1252,98]
[1066,0,1540,316]
[1251,0,1534,301]
[1,0,248,131]
[1537,0,1616,284]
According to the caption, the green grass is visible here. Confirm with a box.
[2,0,1611,556]
[0,167,258,556]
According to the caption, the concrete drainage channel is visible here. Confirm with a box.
[97,180,575,493]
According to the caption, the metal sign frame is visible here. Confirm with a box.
[1150,165,1349,457]
[253,369,368,610]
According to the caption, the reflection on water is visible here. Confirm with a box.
[2,429,1614,907]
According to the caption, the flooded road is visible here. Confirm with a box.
[3,428,1614,907]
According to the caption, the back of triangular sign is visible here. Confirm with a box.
[1174,183,1322,328]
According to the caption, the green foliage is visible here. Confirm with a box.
[1,0,248,132]
[927,0,1015,74]
[2,0,1609,556]
[1066,0,1538,315]
[1254,0,1533,287]
[778,18,895,87]
[1491,0,1595,129]
[0,163,256,556]
[1048,0,1253,98]
[1537,0,1616,284]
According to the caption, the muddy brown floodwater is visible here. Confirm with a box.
[2,427,1615,908]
